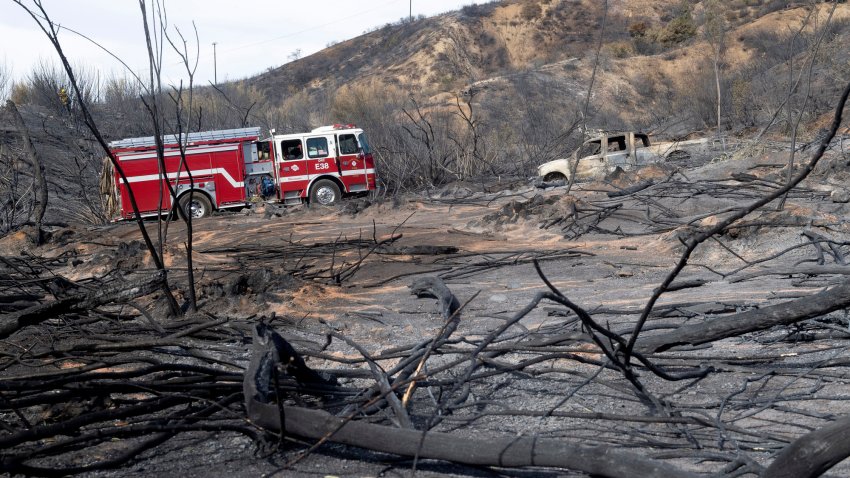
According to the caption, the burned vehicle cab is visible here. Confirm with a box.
[536,132,694,183]
[571,136,608,179]
[604,133,651,168]
[584,132,653,171]
[630,133,653,164]
[537,137,598,183]
[537,132,644,183]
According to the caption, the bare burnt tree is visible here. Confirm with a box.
[4,101,48,244]
[12,0,181,316]
[98,74,150,137]
[450,91,500,180]
[162,21,201,312]
[93,0,207,314]
[330,80,410,194]
[207,82,259,129]
[393,92,507,190]
[485,71,585,179]
[0,136,35,233]
[137,0,175,263]
[700,0,728,135]
[400,96,459,187]
[58,151,109,225]
[778,2,838,210]
[566,0,609,196]
[0,60,11,102]
[17,60,97,129]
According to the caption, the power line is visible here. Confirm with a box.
[216,0,404,54]
[212,41,217,85]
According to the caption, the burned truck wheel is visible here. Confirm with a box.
[310,179,341,206]
[544,172,567,182]
[178,193,212,219]
[666,150,691,163]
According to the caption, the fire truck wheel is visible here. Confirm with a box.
[310,179,341,206]
[178,193,212,219]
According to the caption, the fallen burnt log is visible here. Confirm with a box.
[762,415,850,478]
[635,278,850,353]
[243,317,697,478]
[280,405,700,478]
[377,244,459,255]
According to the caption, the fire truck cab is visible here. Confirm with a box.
[107,124,376,220]
[272,124,375,208]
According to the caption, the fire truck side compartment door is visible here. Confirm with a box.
[116,152,172,216]
[243,141,277,200]
[278,138,309,198]
[209,142,245,205]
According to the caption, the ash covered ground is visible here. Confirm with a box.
[5,140,850,477]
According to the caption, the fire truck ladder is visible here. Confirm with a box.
[108,127,263,149]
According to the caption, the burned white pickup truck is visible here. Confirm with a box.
[537,131,726,182]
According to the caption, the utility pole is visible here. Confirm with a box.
[409,0,412,22]
[212,42,218,85]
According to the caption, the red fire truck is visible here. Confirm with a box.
[107,125,376,219]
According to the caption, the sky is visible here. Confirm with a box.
[1,0,492,86]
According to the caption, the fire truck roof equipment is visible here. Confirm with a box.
[108,127,263,150]
[311,124,357,133]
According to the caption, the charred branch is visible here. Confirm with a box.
[0,271,165,339]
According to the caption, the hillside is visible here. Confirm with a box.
[246,0,612,101]
[246,0,671,96]
[243,0,850,137]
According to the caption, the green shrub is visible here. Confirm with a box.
[605,41,636,59]
[656,14,696,46]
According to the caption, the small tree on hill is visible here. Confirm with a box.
[0,61,10,103]
[701,0,728,134]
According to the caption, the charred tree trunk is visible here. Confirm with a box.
[762,415,850,478]
[279,405,698,478]
[6,100,48,245]
[636,279,850,353]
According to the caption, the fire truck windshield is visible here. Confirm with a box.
[339,134,359,155]
[357,133,371,154]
